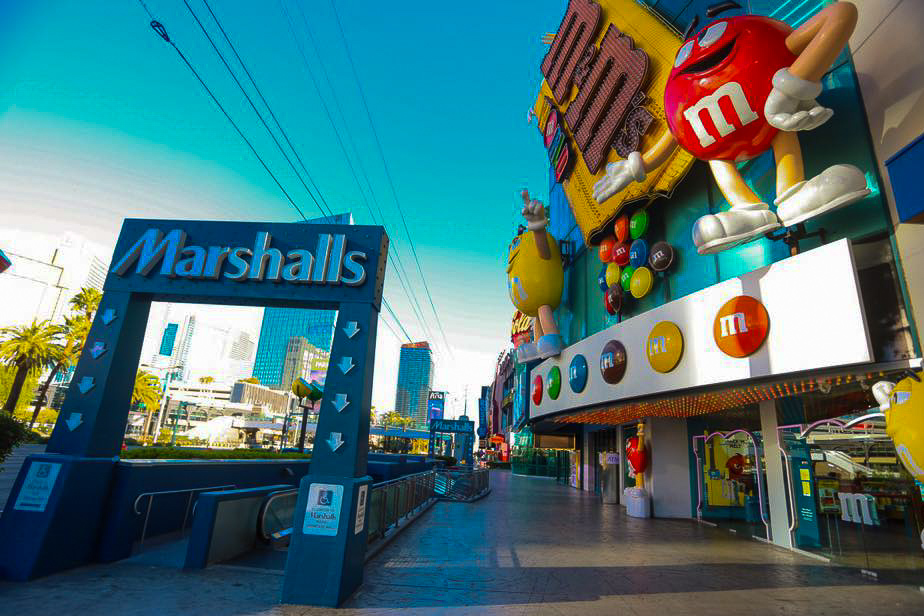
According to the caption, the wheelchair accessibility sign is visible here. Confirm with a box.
[302,483,343,536]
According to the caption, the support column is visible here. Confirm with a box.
[759,399,792,549]
[282,301,378,606]
[0,290,150,580]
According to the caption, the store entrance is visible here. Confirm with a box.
[692,428,769,541]
[781,415,924,581]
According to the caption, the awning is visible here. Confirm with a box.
[539,359,921,427]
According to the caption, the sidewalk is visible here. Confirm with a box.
[1,470,923,615]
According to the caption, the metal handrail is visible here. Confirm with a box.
[133,484,236,547]
[255,471,447,546]
[258,488,299,541]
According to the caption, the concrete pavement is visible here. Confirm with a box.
[1,470,923,615]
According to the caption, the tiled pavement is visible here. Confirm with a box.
[2,470,924,615]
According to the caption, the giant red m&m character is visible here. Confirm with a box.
[593,2,870,255]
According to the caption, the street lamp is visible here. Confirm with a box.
[291,377,323,453]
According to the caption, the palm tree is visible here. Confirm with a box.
[133,370,162,439]
[30,315,91,428]
[0,320,57,414]
[69,287,102,319]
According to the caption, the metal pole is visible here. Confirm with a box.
[297,398,310,453]
[152,367,176,442]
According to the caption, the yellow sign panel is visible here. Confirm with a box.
[535,0,694,246]
[801,481,812,497]
[646,321,683,373]
[799,468,810,482]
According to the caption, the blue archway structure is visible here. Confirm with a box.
[428,417,475,466]
[0,218,388,607]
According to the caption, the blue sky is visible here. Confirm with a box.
[0,0,561,412]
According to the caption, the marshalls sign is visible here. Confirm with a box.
[105,219,388,306]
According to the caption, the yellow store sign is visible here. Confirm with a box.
[534,0,694,245]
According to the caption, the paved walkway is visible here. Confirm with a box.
[2,470,924,615]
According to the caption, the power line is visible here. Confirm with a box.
[138,1,420,349]
[181,0,331,219]
[328,0,455,359]
[136,1,309,219]
[278,0,438,348]
[382,298,412,342]
[377,304,404,342]
[198,0,336,219]
[194,0,422,347]
[289,0,439,350]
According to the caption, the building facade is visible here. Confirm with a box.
[394,342,434,426]
[230,380,297,416]
[280,337,330,392]
[0,229,107,327]
[507,0,924,579]
[251,309,336,388]
[250,212,352,389]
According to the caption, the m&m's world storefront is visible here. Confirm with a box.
[515,0,924,580]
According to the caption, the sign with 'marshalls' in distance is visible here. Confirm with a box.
[104,219,388,308]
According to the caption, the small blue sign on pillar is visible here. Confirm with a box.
[0,218,388,607]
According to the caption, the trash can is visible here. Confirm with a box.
[624,487,651,518]
[601,452,620,504]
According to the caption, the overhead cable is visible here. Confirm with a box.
[181,0,331,218]
[136,0,309,219]
[328,0,455,358]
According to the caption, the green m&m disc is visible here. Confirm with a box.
[629,210,649,239]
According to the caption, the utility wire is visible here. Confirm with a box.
[137,1,309,219]
[199,0,336,220]
[197,0,420,346]
[138,1,417,346]
[382,298,412,342]
[328,0,455,358]
[279,0,437,347]
[181,0,331,218]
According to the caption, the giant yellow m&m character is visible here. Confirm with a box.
[874,375,924,483]
[507,190,564,362]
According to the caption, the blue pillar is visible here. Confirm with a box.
[282,301,379,606]
[0,291,150,580]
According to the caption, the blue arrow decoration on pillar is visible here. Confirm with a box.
[332,393,349,413]
[338,357,354,375]
[326,432,344,452]
[101,308,118,325]
[343,322,360,339]
[89,341,107,359]
[76,376,95,395]
[65,413,83,431]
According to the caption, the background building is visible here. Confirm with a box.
[158,323,179,356]
[252,310,336,389]
[281,337,330,392]
[394,342,434,426]
[0,229,107,327]
[250,211,352,388]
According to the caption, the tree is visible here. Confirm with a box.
[238,377,259,384]
[30,315,91,428]
[198,376,215,384]
[133,371,162,438]
[69,287,102,319]
[0,320,57,414]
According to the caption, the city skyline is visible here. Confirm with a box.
[0,1,557,420]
